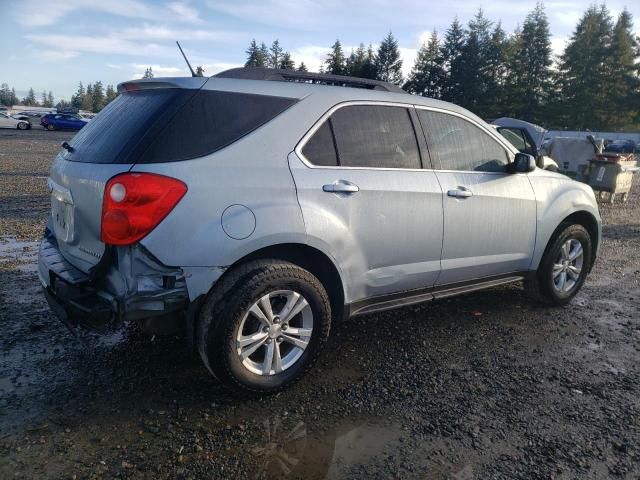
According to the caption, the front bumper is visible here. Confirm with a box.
[38,231,188,331]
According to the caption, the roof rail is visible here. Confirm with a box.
[214,67,406,94]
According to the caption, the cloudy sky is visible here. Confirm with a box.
[3,0,638,101]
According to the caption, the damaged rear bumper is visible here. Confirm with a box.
[38,230,188,332]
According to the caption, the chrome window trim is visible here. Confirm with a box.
[294,100,520,175]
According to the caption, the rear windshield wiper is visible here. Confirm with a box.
[61,142,74,153]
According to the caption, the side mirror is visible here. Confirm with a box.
[510,153,536,173]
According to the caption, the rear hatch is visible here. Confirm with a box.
[47,79,206,273]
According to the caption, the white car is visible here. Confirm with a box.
[0,112,30,130]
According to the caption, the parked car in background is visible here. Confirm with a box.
[0,112,30,130]
[13,111,49,121]
[39,68,601,393]
[604,139,637,154]
[494,125,559,172]
[41,113,87,131]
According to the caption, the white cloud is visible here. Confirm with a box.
[106,63,123,69]
[14,0,202,27]
[119,24,243,42]
[399,47,418,78]
[34,50,80,61]
[290,45,328,72]
[167,2,202,23]
[550,36,569,57]
[25,33,176,58]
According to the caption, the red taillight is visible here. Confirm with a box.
[101,173,187,246]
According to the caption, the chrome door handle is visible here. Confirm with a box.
[323,182,360,194]
[447,188,473,198]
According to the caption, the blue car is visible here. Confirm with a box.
[41,113,88,131]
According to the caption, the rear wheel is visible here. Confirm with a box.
[197,260,331,394]
[525,223,592,306]
[17,122,29,130]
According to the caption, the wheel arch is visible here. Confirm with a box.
[234,243,346,322]
[188,242,346,346]
[535,209,600,272]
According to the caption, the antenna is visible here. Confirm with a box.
[176,41,197,77]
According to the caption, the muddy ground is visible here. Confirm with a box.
[0,128,638,479]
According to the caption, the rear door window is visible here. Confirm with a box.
[331,105,421,169]
[302,105,421,169]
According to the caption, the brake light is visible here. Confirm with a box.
[101,173,187,245]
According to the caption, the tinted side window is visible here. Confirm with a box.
[140,90,297,163]
[330,105,420,169]
[302,121,338,166]
[418,110,509,172]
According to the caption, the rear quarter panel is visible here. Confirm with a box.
[133,96,331,298]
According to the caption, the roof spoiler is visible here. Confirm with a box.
[117,77,207,94]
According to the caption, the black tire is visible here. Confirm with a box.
[525,223,592,306]
[17,122,28,130]
[46,124,56,131]
[197,260,331,394]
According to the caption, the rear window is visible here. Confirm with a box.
[139,90,297,163]
[65,89,297,164]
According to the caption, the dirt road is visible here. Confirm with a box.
[1,130,638,479]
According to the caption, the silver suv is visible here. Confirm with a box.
[39,68,601,393]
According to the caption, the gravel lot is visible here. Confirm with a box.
[0,129,639,479]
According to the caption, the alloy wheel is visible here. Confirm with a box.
[552,239,584,293]
[236,290,313,376]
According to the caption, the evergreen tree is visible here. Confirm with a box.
[195,65,205,76]
[325,40,346,75]
[346,43,368,78]
[71,82,85,110]
[279,52,295,70]
[41,91,48,107]
[10,87,18,106]
[259,42,270,67]
[47,91,54,108]
[56,99,71,111]
[483,22,511,118]
[558,5,614,129]
[375,32,403,84]
[297,62,308,72]
[105,84,118,104]
[0,83,11,106]
[456,9,494,114]
[605,9,640,129]
[269,40,283,69]
[404,31,444,98]
[143,67,154,78]
[23,88,37,106]
[440,18,466,102]
[92,81,105,112]
[245,39,263,67]
[508,3,553,123]
[82,84,94,111]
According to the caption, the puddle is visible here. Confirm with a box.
[0,237,39,271]
[245,416,405,479]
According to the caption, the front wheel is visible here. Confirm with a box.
[525,223,592,306]
[197,260,331,394]
[46,124,56,131]
[17,122,29,130]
